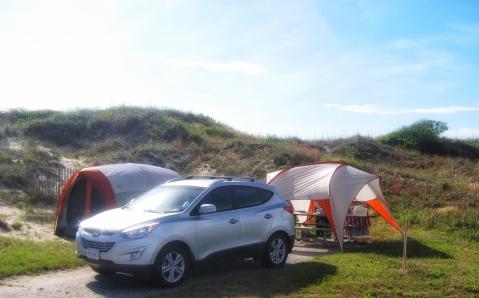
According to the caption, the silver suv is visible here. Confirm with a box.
[76,176,295,287]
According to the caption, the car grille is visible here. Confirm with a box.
[81,237,115,252]
[83,228,115,236]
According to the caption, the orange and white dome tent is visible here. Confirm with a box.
[54,163,181,238]
[266,162,402,249]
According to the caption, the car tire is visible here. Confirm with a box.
[153,244,190,288]
[89,265,115,275]
[261,233,289,268]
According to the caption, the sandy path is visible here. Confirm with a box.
[0,242,329,298]
[0,194,56,241]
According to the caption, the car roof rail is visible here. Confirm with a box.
[227,177,257,183]
[180,176,256,182]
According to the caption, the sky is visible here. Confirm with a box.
[0,0,478,139]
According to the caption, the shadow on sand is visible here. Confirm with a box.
[86,259,336,297]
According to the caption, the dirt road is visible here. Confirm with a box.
[0,242,329,298]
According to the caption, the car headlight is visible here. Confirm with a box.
[120,222,159,239]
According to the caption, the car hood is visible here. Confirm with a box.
[80,208,177,231]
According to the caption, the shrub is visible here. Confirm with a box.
[272,148,314,167]
[440,138,479,159]
[10,222,22,230]
[382,120,448,154]
[3,109,57,125]
[343,145,360,160]
[24,116,88,146]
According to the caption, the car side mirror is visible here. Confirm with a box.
[198,204,216,214]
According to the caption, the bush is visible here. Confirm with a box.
[272,148,314,167]
[24,116,88,146]
[382,120,448,154]
[439,138,479,159]
[0,149,27,189]
[10,222,22,230]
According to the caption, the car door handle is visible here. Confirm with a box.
[264,214,273,219]
[229,219,239,224]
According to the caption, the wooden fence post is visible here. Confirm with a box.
[25,162,77,202]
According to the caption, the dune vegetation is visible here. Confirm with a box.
[1,107,477,240]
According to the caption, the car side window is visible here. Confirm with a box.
[258,188,274,202]
[234,186,273,209]
[201,186,234,212]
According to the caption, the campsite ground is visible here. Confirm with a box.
[0,241,329,298]
[0,221,478,297]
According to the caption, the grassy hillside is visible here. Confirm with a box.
[0,107,478,241]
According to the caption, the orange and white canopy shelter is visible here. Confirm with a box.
[54,163,180,238]
[266,162,402,249]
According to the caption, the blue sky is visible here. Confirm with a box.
[0,0,478,138]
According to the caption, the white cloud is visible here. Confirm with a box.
[157,59,266,75]
[325,104,479,115]
[443,128,479,139]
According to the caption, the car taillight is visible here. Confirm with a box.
[283,200,294,215]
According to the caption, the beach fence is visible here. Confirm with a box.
[25,162,77,200]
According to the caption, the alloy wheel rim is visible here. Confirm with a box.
[161,251,185,283]
[269,238,286,264]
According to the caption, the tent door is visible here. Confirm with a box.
[88,183,106,217]
[66,180,107,232]
[66,179,87,230]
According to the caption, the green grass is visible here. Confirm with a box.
[160,223,479,297]
[313,225,479,297]
[0,237,84,279]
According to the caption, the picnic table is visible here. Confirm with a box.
[293,211,331,240]
[293,211,370,241]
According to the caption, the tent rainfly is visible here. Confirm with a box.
[266,162,402,249]
[54,163,181,238]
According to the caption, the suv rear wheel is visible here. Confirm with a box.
[153,244,190,287]
[261,233,288,267]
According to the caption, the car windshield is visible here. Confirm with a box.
[127,185,204,213]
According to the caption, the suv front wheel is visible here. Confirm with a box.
[261,233,288,267]
[153,243,190,287]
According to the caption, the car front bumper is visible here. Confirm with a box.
[75,230,165,267]
[79,256,154,276]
